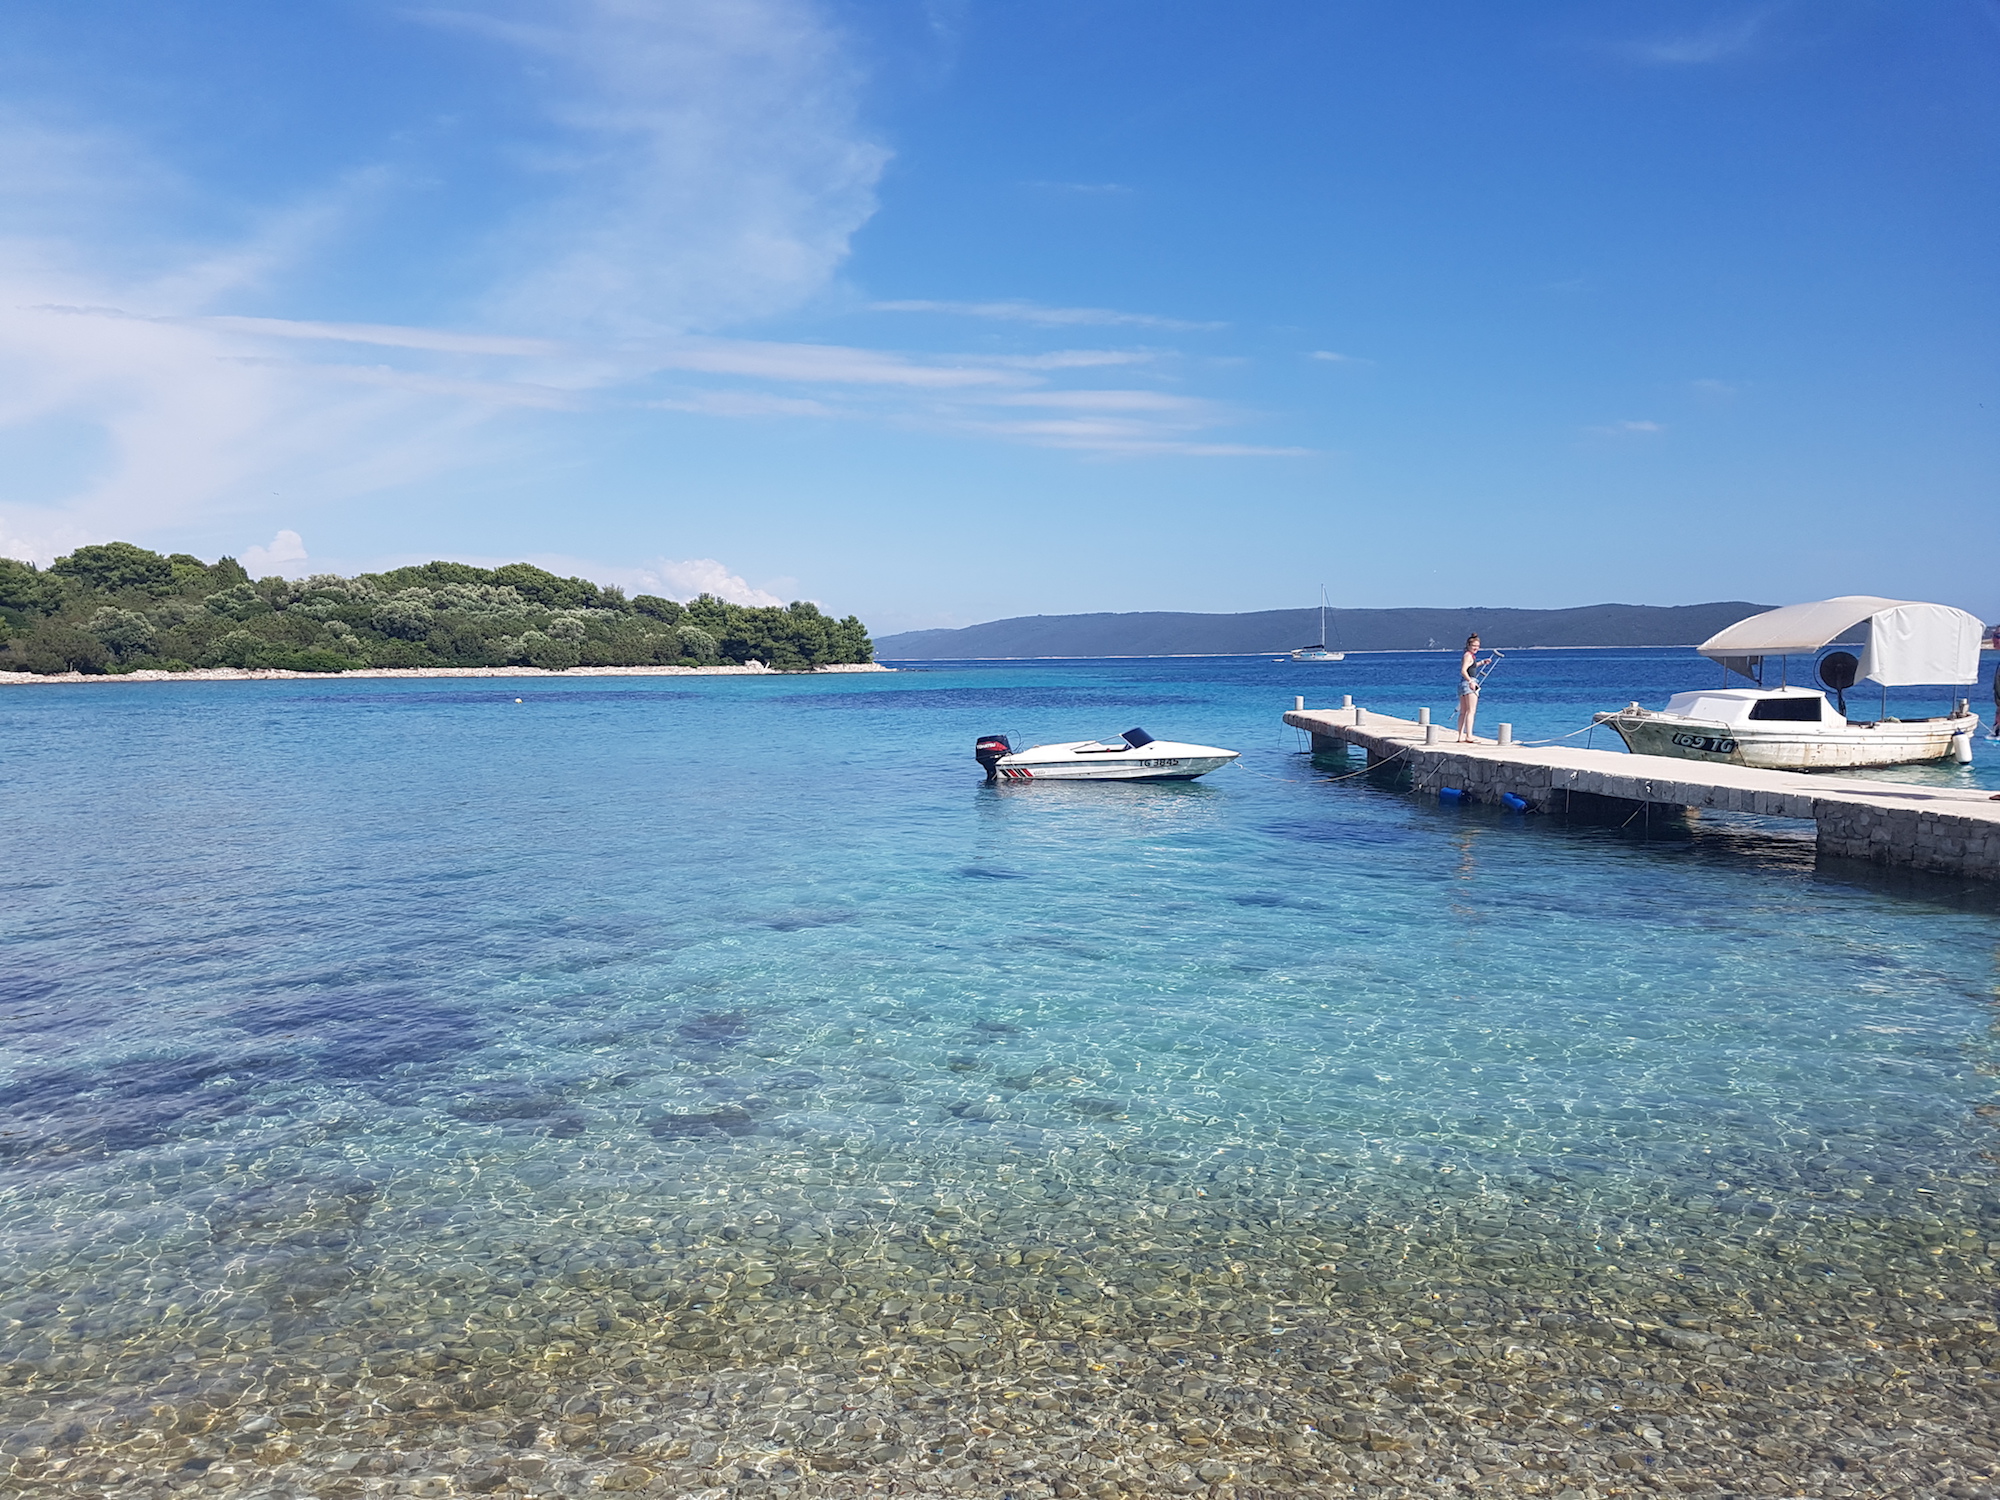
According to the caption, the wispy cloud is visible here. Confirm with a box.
[1618,9,1767,66]
[977,349,1159,370]
[872,298,1223,331]
[196,315,560,357]
[0,0,1304,564]
[951,415,1310,458]
[0,1,899,561]
[984,389,1210,414]
[421,0,889,338]
[1020,180,1134,196]
[1587,418,1666,436]
[650,337,1025,388]
[655,389,840,419]
[1307,350,1372,365]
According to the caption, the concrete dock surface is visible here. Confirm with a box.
[1284,703,2000,883]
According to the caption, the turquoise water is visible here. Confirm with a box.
[1,651,1996,1498]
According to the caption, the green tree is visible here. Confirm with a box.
[492,563,603,610]
[50,542,177,596]
[633,594,684,624]
[0,558,61,615]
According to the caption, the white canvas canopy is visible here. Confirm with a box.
[1697,596,1983,687]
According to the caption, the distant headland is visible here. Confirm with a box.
[876,601,1772,659]
[0,544,873,676]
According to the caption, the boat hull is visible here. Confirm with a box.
[993,739,1239,782]
[1606,712,1977,771]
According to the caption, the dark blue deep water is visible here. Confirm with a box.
[1,650,1995,1496]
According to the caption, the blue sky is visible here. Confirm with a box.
[1,1,1993,633]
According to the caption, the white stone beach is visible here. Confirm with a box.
[0,662,892,686]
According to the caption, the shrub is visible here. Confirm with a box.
[364,639,438,668]
[676,625,718,663]
[6,619,111,673]
[87,607,158,657]
[205,583,270,621]
[526,635,581,671]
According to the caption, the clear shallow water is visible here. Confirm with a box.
[1,650,1996,1499]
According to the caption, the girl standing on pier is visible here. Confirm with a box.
[1457,633,1491,742]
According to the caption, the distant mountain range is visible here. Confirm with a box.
[876,601,1773,658]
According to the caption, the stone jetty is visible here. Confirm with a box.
[1285,700,2000,882]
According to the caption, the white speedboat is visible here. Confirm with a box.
[975,727,1238,782]
[1596,596,1983,771]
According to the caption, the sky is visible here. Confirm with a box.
[0,1,1994,635]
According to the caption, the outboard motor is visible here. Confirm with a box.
[1121,727,1155,749]
[975,735,1012,781]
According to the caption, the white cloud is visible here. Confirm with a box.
[629,556,784,606]
[0,3,896,560]
[0,1,1305,566]
[1587,419,1666,436]
[241,528,309,576]
[872,298,1223,331]
[1308,349,1371,364]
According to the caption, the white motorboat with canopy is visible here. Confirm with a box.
[1597,595,1983,771]
[973,727,1239,782]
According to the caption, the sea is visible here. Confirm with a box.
[2,648,1996,1498]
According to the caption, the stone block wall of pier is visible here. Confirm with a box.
[1284,706,2000,884]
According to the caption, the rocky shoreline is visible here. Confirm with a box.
[0,662,891,686]
[3,1150,1994,1500]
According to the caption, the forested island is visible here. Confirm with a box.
[0,544,872,675]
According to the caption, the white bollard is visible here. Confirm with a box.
[1294,696,1305,712]
[1352,704,1364,726]
[1425,722,1441,744]
[1497,723,1513,746]
[1417,707,1431,727]
[1342,695,1353,709]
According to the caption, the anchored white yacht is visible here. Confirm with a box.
[1596,596,1983,772]
[974,728,1239,782]
[1290,588,1344,662]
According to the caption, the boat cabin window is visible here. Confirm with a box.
[1747,697,1821,722]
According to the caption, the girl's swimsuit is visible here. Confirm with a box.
[1460,660,1479,696]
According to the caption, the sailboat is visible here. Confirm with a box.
[1290,588,1344,661]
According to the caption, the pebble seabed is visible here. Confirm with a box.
[2,1124,1995,1500]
